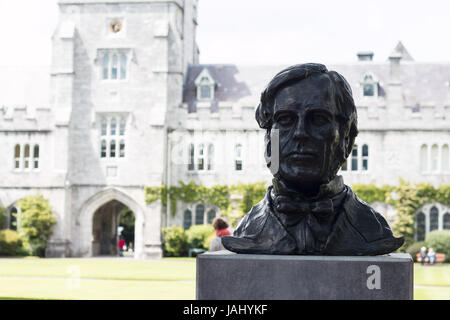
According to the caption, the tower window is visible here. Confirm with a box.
[99,114,127,159]
[101,52,129,80]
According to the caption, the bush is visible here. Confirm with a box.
[0,230,26,256]
[0,206,6,229]
[18,195,56,257]
[186,224,215,250]
[425,230,450,262]
[405,241,425,261]
[161,226,188,257]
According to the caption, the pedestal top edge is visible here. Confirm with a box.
[198,251,413,262]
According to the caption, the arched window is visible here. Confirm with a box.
[119,117,126,136]
[101,118,107,136]
[420,144,428,172]
[14,144,21,169]
[110,140,116,158]
[101,140,107,158]
[195,204,204,225]
[195,69,215,101]
[188,144,195,171]
[235,144,243,171]
[197,144,204,170]
[351,144,358,171]
[430,206,439,232]
[361,74,378,97]
[110,117,117,136]
[416,212,425,241]
[207,144,214,171]
[33,145,39,169]
[207,210,216,224]
[183,210,192,230]
[24,144,30,169]
[120,54,127,79]
[119,140,125,158]
[9,207,18,231]
[362,144,369,171]
[442,144,449,172]
[444,213,450,230]
[431,144,439,172]
[111,54,118,79]
[102,54,109,79]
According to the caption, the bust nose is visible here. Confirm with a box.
[292,117,309,140]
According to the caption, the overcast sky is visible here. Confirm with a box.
[0,0,449,67]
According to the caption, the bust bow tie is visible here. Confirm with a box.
[273,195,334,224]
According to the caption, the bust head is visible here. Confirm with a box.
[256,63,358,195]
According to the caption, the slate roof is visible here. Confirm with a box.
[184,61,450,112]
[183,64,251,112]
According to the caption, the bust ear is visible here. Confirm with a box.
[344,123,358,159]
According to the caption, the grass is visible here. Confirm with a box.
[0,257,196,300]
[0,258,448,300]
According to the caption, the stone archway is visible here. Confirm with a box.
[78,188,144,259]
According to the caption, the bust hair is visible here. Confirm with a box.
[256,63,359,175]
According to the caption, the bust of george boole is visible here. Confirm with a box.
[222,63,404,256]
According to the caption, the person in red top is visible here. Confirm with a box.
[118,236,126,257]
[213,217,231,237]
[209,217,231,252]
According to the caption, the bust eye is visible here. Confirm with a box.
[276,114,295,126]
[310,113,330,126]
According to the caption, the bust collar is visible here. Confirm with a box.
[272,175,345,201]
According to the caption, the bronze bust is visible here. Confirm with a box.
[222,63,404,256]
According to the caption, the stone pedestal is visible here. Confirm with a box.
[196,251,413,300]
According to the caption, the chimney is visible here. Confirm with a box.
[388,52,402,83]
[387,53,403,107]
[357,51,374,61]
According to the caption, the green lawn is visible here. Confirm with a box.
[0,257,196,300]
[0,258,448,300]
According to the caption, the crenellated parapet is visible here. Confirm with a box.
[0,105,54,132]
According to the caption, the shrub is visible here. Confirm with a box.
[425,230,450,262]
[161,226,188,257]
[0,206,6,229]
[405,241,425,261]
[186,224,215,250]
[0,230,26,256]
[18,195,56,257]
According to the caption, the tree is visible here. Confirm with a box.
[18,195,56,257]
[119,208,135,247]
[0,205,6,229]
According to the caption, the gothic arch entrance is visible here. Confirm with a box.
[92,200,135,256]
[79,188,144,258]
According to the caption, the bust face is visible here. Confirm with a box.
[272,74,341,187]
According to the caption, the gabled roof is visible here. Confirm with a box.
[183,64,251,112]
[389,41,414,61]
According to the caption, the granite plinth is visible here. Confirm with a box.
[196,251,413,300]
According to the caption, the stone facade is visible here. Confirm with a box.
[0,1,449,258]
